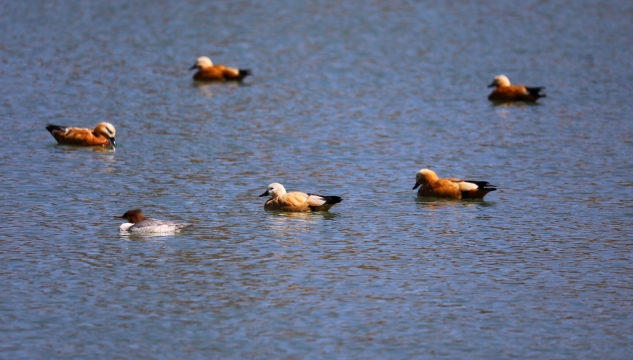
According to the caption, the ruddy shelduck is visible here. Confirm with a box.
[46,122,116,147]
[114,209,192,234]
[189,56,251,81]
[259,183,343,212]
[413,169,497,200]
[487,74,546,103]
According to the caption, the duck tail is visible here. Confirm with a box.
[321,195,343,204]
[45,124,66,134]
[176,223,193,230]
[465,180,497,191]
[526,86,546,98]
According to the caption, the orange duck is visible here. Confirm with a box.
[46,122,116,147]
[259,183,343,212]
[413,169,497,200]
[189,56,251,81]
[487,74,545,103]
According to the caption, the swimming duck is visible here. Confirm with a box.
[259,183,343,212]
[487,74,545,103]
[189,56,251,81]
[413,169,497,199]
[46,122,116,147]
[114,209,192,234]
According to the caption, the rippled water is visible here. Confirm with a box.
[1,0,633,358]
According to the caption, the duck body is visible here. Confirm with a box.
[487,74,545,103]
[119,219,191,234]
[259,183,342,212]
[115,209,191,234]
[413,169,497,200]
[46,122,116,147]
[190,56,251,81]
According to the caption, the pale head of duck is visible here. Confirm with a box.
[95,122,116,147]
[488,74,511,88]
[259,183,287,198]
[190,56,213,70]
[413,169,438,189]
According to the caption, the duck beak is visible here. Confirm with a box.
[259,190,270,197]
[487,81,496,88]
[412,182,420,190]
[189,64,198,71]
[110,137,116,147]
[113,215,124,219]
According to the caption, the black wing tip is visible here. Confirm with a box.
[239,69,252,76]
[45,124,65,133]
[464,181,498,191]
[326,196,343,204]
[465,180,490,187]
[311,194,342,204]
[526,86,546,98]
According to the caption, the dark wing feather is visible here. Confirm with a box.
[525,86,546,98]
[45,124,68,134]
[464,180,497,191]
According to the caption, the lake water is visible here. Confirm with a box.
[1,0,633,358]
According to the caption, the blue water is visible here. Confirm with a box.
[1,0,633,358]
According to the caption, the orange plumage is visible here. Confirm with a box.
[487,74,545,103]
[190,56,251,81]
[413,169,497,200]
[46,122,116,147]
[259,183,343,212]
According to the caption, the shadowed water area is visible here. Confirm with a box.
[1,0,633,358]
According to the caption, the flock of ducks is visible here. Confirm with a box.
[45,56,546,234]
